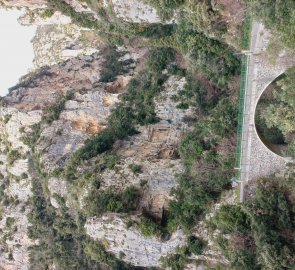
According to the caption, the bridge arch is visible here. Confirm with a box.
[238,22,295,201]
[254,70,287,158]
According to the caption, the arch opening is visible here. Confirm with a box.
[255,67,295,159]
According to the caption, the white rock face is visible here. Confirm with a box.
[19,11,71,26]
[85,214,186,267]
[0,108,40,270]
[32,23,101,68]
[38,89,119,169]
[104,0,162,23]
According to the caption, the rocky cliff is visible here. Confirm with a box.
[0,1,245,269]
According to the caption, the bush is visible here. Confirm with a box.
[179,131,204,167]
[211,205,250,234]
[161,253,187,270]
[84,186,141,217]
[146,48,175,73]
[145,0,185,20]
[285,138,295,158]
[213,176,295,270]
[44,91,74,125]
[99,47,134,83]
[95,152,120,172]
[137,217,163,238]
[5,217,15,228]
[128,164,142,174]
[186,235,205,255]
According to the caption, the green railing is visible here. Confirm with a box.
[235,17,252,180]
[235,55,249,178]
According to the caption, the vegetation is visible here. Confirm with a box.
[128,164,142,174]
[44,91,74,125]
[94,152,120,172]
[150,19,240,88]
[211,174,295,270]
[137,217,164,238]
[145,0,184,20]
[162,236,206,270]
[10,0,250,267]
[70,48,177,162]
[256,67,295,157]
[99,47,134,83]
[167,96,237,231]
[84,186,141,217]
[246,0,295,49]
[28,156,137,270]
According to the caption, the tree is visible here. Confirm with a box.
[246,0,295,49]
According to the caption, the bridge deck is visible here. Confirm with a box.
[238,22,294,202]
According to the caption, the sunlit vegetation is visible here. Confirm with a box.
[211,174,295,270]
[167,95,237,231]
[84,186,141,217]
[255,67,295,157]
[246,0,295,49]
[161,236,206,270]
[150,19,240,88]
[28,156,138,270]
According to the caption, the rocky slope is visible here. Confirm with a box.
[0,50,194,269]
[0,1,246,269]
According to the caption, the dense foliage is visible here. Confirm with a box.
[256,67,295,157]
[150,19,240,88]
[166,80,238,231]
[99,47,134,83]
[246,0,295,49]
[211,174,295,270]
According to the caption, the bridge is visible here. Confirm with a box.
[236,21,295,202]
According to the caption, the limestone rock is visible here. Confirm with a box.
[104,0,162,23]
[85,214,186,267]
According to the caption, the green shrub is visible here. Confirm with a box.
[84,186,141,217]
[186,235,205,255]
[5,217,15,228]
[179,132,204,167]
[161,253,187,270]
[146,48,175,73]
[213,176,295,270]
[99,47,134,83]
[211,205,250,234]
[7,150,22,166]
[285,138,295,158]
[128,164,142,174]
[44,91,74,125]
[137,217,163,238]
[145,0,185,20]
[94,152,120,172]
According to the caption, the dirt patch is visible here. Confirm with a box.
[71,118,106,134]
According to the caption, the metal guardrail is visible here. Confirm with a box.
[235,55,249,178]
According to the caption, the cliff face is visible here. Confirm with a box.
[0,1,242,269]
[0,53,191,269]
[0,8,190,267]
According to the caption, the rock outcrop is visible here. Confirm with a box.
[0,1,225,269]
[85,214,186,267]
